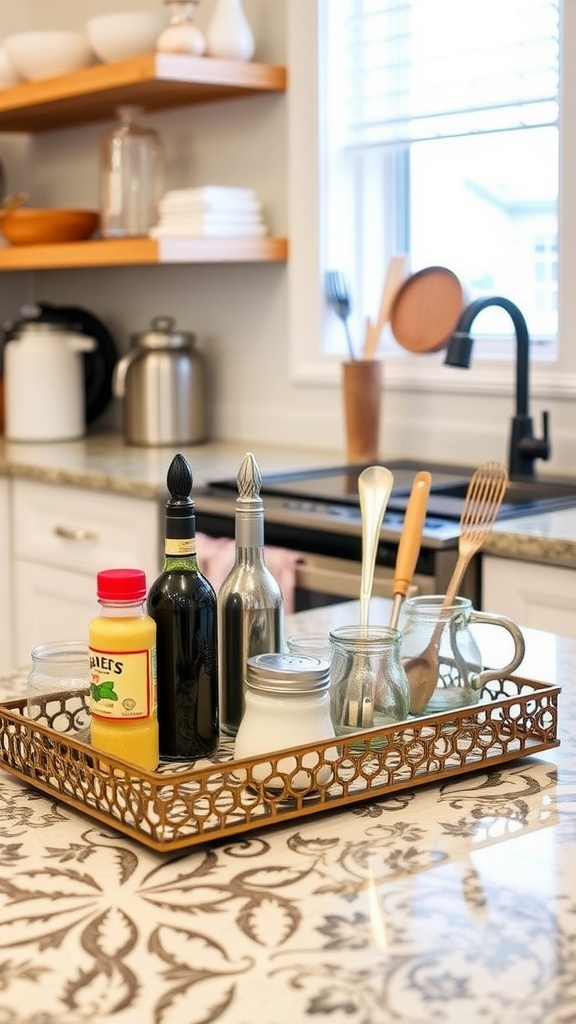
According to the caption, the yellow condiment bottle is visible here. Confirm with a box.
[89,568,159,771]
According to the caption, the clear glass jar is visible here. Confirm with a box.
[100,104,164,238]
[286,633,333,662]
[329,625,410,742]
[234,653,337,792]
[27,640,90,734]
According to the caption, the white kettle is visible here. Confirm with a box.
[4,323,95,442]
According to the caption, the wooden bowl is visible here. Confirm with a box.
[0,209,99,246]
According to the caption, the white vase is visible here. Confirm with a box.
[206,0,255,61]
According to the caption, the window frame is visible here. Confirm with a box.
[287,0,576,404]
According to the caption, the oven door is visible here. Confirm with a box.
[293,552,436,611]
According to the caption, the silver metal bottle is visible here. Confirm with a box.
[218,452,285,736]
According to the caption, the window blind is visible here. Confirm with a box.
[344,0,560,147]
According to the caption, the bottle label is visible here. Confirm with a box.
[89,646,155,720]
[165,537,196,557]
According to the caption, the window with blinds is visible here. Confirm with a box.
[322,0,560,356]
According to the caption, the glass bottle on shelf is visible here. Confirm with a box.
[157,0,206,55]
[100,104,164,239]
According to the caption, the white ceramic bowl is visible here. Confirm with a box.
[0,45,20,87]
[86,11,166,63]
[3,31,94,82]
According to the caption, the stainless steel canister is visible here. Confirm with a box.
[112,315,207,446]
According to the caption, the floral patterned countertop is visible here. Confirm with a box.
[0,600,573,1024]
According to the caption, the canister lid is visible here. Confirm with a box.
[131,315,196,350]
[246,652,330,695]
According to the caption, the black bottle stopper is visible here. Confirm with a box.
[165,453,195,538]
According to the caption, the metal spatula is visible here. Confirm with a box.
[405,460,509,713]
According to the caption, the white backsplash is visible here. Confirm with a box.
[0,1,574,475]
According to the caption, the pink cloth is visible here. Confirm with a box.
[196,532,302,614]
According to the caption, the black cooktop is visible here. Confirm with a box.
[208,458,576,521]
[209,459,469,518]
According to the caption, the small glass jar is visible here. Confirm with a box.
[234,653,337,792]
[286,633,333,662]
[27,640,90,734]
[329,625,410,742]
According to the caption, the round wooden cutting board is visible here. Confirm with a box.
[390,266,464,353]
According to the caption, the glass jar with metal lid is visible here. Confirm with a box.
[233,652,337,792]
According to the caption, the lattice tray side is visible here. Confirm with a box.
[0,675,561,853]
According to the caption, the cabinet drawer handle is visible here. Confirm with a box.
[54,525,98,542]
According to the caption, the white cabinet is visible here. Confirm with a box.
[11,479,161,667]
[0,478,13,671]
[483,554,576,638]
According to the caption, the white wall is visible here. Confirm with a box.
[0,0,574,474]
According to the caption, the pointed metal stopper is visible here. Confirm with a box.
[237,452,262,503]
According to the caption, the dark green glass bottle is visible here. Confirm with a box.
[147,453,219,760]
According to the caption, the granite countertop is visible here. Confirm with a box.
[0,599,572,1023]
[484,506,576,567]
[0,433,340,499]
[1,432,575,566]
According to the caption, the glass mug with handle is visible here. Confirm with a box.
[401,595,526,716]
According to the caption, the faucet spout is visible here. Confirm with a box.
[444,295,550,478]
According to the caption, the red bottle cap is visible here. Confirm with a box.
[96,568,147,602]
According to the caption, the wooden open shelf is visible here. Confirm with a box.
[0,52,287,132]
[0,235,288,270]
[0,53,288,268]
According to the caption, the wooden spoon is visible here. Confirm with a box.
[389,470,431,629]
[363,254,407,358]
[405,461,509,713]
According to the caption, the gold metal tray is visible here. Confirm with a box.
[0,675,560,853]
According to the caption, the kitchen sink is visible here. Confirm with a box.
[425,479,576,520]
[387,466,576,521]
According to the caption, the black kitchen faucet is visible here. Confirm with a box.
[444,295,551,479]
